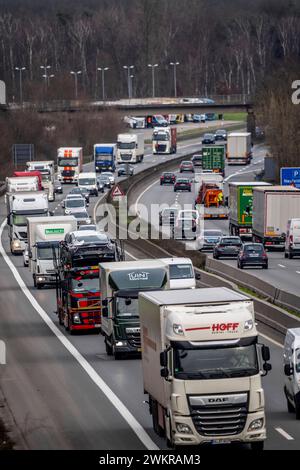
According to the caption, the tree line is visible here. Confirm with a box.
[1,0,300,101]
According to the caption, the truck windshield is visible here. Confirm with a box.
[116,297,139,318]
[37,246,59,260]
[153,134,168,141]
[173,344,259,380]
[13,213,46,226]
[58,158,78,167]
[78,178,96,186]
[117,142,135,149]
[169,264,193,279]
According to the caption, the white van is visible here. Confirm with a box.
[161,258,197,289]
[283,328,300,419]
[285,218,300,259]
[78,172,98,196]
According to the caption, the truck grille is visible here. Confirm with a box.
[189,394,248,437]
[121,154,132,161]
[62,170,75,177]
[157,145,167,152]
[126,331,141,348]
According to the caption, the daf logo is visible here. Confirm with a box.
[208,398,229,403]
[128,271,149,281]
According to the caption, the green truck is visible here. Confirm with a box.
[202,145,225,176]
[229,182,271,239]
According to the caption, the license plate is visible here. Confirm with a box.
[249,254,259,257]
[212,440,230,445]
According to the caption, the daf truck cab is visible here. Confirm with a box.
[27,216,77,288]
[57,147,83,183]
[139,288,272,450]
[6,192,50,254]
[152,127,177,155]
[116,134,144,164]
[5,176,39,194]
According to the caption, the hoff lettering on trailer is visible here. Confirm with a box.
[186,323,240,333]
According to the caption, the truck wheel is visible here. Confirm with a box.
[250,441,264,451]
[288,252,293,259]
[105,337,113,356]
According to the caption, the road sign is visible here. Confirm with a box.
[111,184,125,199]
[280,167,300,188]
[12,144,34,166]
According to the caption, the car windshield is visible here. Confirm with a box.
[245,245,263,253]
[204,134,213,139]
[75,235,108,243]
[221,238,241,245]
[163,173,174,177]
[117,142,135,149]
[169,264,193,279]
[204,231,222,238]
[98,176,109,181]
[70,188,83,194]
[177,179,189,183]
[182,162,191,165]
[102,173,113,177]
[78,178,95,185]
[66,199,85,208]
[58,158,78,167]
[37,245,59,260]
[174,344,259,380]
[73,212,89,219]
[116,296,139,318]
[95,154,113,161]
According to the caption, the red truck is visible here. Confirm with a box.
[13,171,43,191]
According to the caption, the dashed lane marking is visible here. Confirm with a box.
[275,428,294,441]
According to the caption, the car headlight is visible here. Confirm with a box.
[176,423,193,434]
[248,418,264,431]
[86,219,91,224]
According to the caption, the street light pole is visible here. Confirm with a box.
[15,66,26,104]
[170,61,180,98]
[97,67,109,102]
[130,75,134,99]
[148,64,159,98]
[123,65,134,98]
[70,70,82,99]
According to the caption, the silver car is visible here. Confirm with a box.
[101,172,115,185]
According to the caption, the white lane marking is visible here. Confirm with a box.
[278,264,286,268]
[125,250,138,261]
[275,428,294,441]
[296,271,300,275]
[134,179,159,214]
[224,167,263,183]
[0,220,158,451]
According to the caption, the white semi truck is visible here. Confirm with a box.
[57,147,83,183]
[116,134,144,164]
[27,216,77,288]
[227,132,252,165]
[26,160,55,201]
[6,192,49,254]
[152,127,177,154]
[139,288,272,450]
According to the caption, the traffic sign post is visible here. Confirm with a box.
[280,167,300,189]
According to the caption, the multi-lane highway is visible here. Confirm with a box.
[0,129,299,450]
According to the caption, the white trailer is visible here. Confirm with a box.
[227,132,252,165]
[139,288,272,449]
[116,134,144,163]
[6,192,49,254]
[27,216,77,288]
[252,186,300,249]
[5,176,39,193]
[57,147,83,183]
[26,160,55,201]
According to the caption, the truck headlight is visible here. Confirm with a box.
[244,319,254,331]
[73,313,81,324]
[13,240,21,248]
[176,423,193,434]
[116,341,127,347]
[248,418,264,431]
[173,324,184,336]
[86,219,91,224]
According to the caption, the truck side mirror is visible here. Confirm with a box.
[263,363,272,373]
[160,350,168,367]
[262,345,270,362]
[7,216,10,225]
[160,368,169,379]
[102,299,108,307]
[102,307,108,317]
[195,272,201,280]
[49,211,54,217]
[284,364,293,376]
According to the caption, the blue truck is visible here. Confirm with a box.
[94,144,117,172]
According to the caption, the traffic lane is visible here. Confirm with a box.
[262,336,300,449]
[0,234,166,449]
[0,245,148,450]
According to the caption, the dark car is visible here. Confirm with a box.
[97,174,111,188]
[202,133,215,145]
[179,161,194,173]
[237,243,268,269]
[54,180,63,194]
[118,164,134,177]
[174,178,191,192]
[213,236,243,259]
[159,207,179,226]
[214,129,227,141]
[191,154,202,166]
[160,172,176,185]
[69,187,90,203]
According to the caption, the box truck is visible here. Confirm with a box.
[152,127,177,154]
[27,216,77,288]
[57,147,83,183]
[202,145,225,176]
[116,134,144,164]
[94,144,117,172]
[252,186,300,249]
[229,182,272,239]
[227,132,252,165]
[139,288,272,449]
